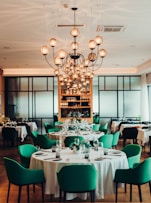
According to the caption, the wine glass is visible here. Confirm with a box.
[99,142,104,155]
[56,139,62,150]
[93,138,99,151]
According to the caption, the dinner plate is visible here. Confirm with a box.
[35,152,47,156]
[52,158,62,161]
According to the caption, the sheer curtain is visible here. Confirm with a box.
[141,74,149,121]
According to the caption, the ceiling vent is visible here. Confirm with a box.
[96,25,126,32]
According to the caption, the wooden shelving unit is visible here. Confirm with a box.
[58,79,93,123]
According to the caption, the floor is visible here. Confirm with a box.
[0,137,151,203]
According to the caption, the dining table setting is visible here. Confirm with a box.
[30,142,128,200]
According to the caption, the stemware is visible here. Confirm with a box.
[93,138,99,151]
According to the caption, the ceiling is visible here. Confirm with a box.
[1,0,151,77]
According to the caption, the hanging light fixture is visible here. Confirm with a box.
[41,7,107,93]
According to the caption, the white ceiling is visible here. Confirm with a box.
[0,0,151,76]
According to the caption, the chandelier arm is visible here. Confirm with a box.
[44,55,56,70]
[88,57,104,72]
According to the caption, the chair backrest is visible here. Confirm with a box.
[98,134,113,148]
[2,127,18,140]
[44,123,54,133]
[48,127,61,133]
[93,124,100,132]
[3,157,27,185]
[99,123,108,134]
[57,164,97,192]
[54,121,63,126]
[31,131,39,145]
[64,136,84,147]
[112,131,120,147]
[132,157,151,184]
[122,144,142,168]
[93,115,99,124]
[18,144,38,168]
[37,134,56,149]
[122,127,138,139]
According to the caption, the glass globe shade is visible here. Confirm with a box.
[84,59,90,67]
[41,46,49,55]
[58,49,66,59]
[54,57,62,66]
[49,38,57,47]
[71,42,79,50]
[54,69,59,75]
[88,53,96,62]
[70,27,79,37]
[99,49,107,58]
[95,36,103,45]
[88,40,96,50]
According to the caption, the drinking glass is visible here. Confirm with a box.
[56,139,62,149]
[99,142,104,156]
[93,138,99,151]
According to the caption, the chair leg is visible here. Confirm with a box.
[63,192,66,203]
[130,184,132,202]
[138,185,142,202]
[59,189,62,202]
[90,190,95,202]
[41,183,44,203]
[149,181,151,194]
[33,184,35,192]
[124,183,127,193]
[18,186,22,203]
[27,185,30,202]
[7,182,11,203]
[115,182,118,202]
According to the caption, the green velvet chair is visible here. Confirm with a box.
[31,131,39,146]
[18,144,38,168]
[98,134,113,148]
[114,157,151,202]
[112,131,120,149]
[3,157,45,203]
[36,134,56,149]
[121,144,142,168]
[92,124,100,132]
[54,121,63,126]
[93,115,99,124]
[57,164,97,202]
[48,127,61,133]
[99,123,108,134]
[64,136,84,147]
[44,122,54,133]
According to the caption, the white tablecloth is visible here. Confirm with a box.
[30,148,128,200]
[26,122,38,131]
[111,121,121,132]
[137,128,151,145]
[0,126,27,142]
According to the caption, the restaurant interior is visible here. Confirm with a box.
[0,0,151,202]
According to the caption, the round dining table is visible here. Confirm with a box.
[30,146,128,200]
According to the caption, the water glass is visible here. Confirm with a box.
[99,142,104,156]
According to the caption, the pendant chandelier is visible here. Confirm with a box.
[41,7,107,93]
